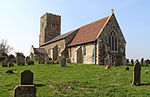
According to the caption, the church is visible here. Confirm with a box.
[38,10,126,65]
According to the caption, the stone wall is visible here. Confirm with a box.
[97,13,126,65]
[68,43,95,64]
[39,13,61,46]
[40,39,65,59]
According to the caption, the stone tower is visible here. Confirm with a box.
[39,13,61,46]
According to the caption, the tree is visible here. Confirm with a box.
[0,39,13,55]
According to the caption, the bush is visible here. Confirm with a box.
[0,56,7,62]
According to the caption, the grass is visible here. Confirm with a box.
[0,62,150,97]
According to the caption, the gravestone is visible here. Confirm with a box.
[27,60,34,65]
[26,57,30,63]
[131,59,134,65]
[34,55,38,61]
[141,58,144,66]
[38,56,45,64]
[126,59,129,64]
[132,62,141,86]
[2,59,8,67]
[9,61,14,67]
[61,58,66,67]
[14,85,36,97]
[66,58,71,63]
[17,57,25,66]
[144,60,148,66]
[21,70,33,85]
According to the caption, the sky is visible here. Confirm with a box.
[0,0,150,60]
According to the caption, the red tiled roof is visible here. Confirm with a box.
[68,16,109,46]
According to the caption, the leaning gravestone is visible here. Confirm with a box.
[132,62,141,86]
[21,70,33,85]
[38,56,45,64]
[14,85,36,97]
[17,57,25,66]
[2,59,8,67]
[61,58,66,67]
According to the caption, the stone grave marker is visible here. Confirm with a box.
[21,70,33,85]
[38,56,45,64]
[141,58,144,66]
[9,61,14,67]
[126,59,129,64]
[34,55,38,61]
[2,59,8,67]
[61,58,66,67]
[131,59,134,65]
[14,85,36,97]
[17,57,25,66]
[132,62,141,86]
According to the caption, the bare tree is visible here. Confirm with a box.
[0,39,13,55]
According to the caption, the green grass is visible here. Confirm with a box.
[0,62,150,97]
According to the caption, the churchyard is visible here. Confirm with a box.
[0,59,150,97]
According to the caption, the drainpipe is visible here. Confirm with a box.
[65,39,67,48]
[94,41,97,64]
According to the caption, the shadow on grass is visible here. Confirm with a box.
[34,84,45,87]
[140,82,150,86]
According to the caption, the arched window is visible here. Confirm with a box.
[108,31,118,52]
[115,37,117,51]
[112,36,114,51]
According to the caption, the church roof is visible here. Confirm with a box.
[33,48,46,54]
[68,16,109,46]
[40,29,77,47]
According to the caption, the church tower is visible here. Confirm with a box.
[39,13,61,46]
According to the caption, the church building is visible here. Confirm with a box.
[39,10,126,65]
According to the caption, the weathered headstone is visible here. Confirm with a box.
[14,85,36,97]
[21,70,33,85]
[34,55,38,61]
[17,57,25,66]
[131,59,134,65]
[2,59,8,67]
[26,57,30,63]
[27,60,34,65]
[61,58,66,67]
[126,59,129,64]
[38,56,45,64]
[9,61,14,67]
[66,58,71,63]
[141,58,144,66]
[144,60,148,66]
[132,62,141,86]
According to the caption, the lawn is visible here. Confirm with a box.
[0,62,150,97]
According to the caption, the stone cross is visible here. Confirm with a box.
[21,70,33,85]
[132,62,141,86]
[61,58,66,67]
[14,85,36,97]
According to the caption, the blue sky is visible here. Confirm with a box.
[0,0,150,60]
